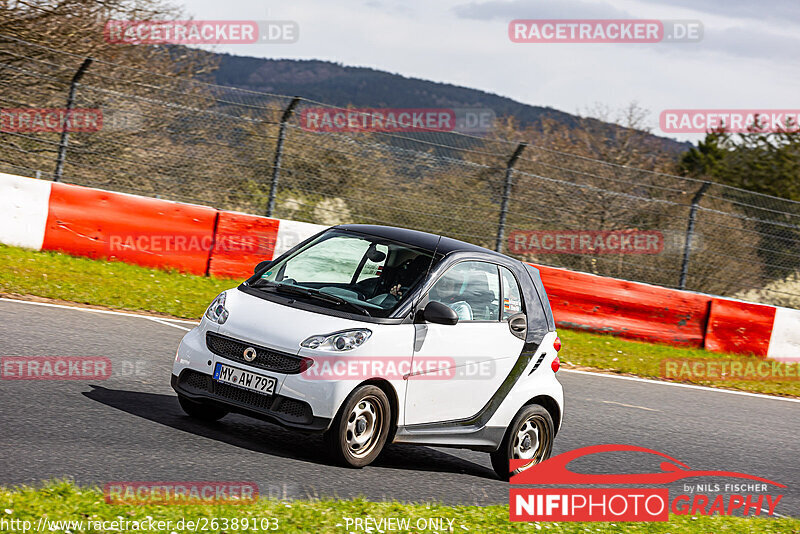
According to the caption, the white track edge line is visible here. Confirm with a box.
[561,369,800,404]
[0,297,199,325]
[3,297,798,403]
[147,317,193,331]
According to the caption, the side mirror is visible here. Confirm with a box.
[254,260,271,274]
[423,301,459,325]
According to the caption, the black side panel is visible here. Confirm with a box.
[513,263,549,344]
[524,264,556,334]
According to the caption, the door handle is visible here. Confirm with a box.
[508,313,527,339]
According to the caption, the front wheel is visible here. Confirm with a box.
[178,394,228,422]
[323,385,391,468]
[490,404,554,481]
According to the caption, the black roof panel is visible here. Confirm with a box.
[334,224,505,257]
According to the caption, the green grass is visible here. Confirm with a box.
[557,329,800,397]
[1,482,797,533]
[1,244,797,397]
[0,244,231,318]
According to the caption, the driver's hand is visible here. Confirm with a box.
[390,284,402,297]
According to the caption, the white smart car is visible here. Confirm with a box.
[171,224,563,479]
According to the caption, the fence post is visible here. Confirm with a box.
[679,180,711,290]
[495,143,527,253]
[54,57,92,182]
[266,97,301,218]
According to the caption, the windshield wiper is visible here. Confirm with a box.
[261,283,371,316]
[331,297,372,317]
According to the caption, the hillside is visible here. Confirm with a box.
[210,52,692,154]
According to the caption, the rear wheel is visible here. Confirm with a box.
[178,394,228,422]
[490,404,554,481]
[323,385,391,468]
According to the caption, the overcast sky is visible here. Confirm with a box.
[180,0,800,143]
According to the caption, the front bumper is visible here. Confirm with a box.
[171,370,331,432]
[173,321,383,425]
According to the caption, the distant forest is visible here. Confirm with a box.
[210,52,691,155]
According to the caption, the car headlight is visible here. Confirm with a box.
[301,329,371,351]
[205,292,229,324]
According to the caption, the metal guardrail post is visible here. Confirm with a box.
[679,180,711,290]
[266,97,301,217]
[54,57,92,182]
[495,143,527,253]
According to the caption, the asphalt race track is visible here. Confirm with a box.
[1,298,798,515]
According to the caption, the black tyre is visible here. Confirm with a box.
[178,394,228,422]
[323,385,391,468]
[490,404,554,481]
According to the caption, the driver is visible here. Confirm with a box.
[388,255,431,298]
[431,273,472,320]
[430,274,462,304]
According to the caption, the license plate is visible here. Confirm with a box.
[213,363,277,395]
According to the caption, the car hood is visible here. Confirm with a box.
[216,287,374,354]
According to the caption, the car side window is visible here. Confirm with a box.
[500,267,524,320]
[429,261,500,321]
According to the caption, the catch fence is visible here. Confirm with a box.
[2,33,799,307]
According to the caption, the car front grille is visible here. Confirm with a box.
[206,332,308,374]
[178,370,312,424]
[271,397,310,419]
[184,370,212,391]
[213,380,273,410]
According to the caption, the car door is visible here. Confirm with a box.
[403,261,526,425]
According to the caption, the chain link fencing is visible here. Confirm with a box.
[1,34,799,308]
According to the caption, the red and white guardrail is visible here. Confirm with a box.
[1,172,798,361]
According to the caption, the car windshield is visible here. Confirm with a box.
[249,230,436,318]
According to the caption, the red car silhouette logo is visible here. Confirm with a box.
[510,444,785,487]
